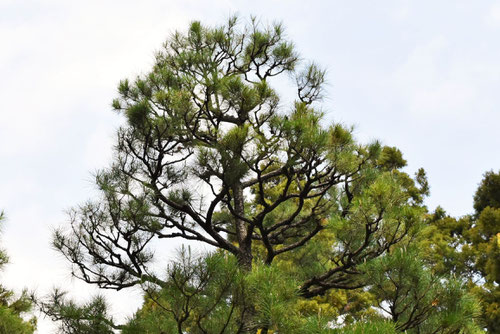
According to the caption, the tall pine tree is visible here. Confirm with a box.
[41,17,481,333]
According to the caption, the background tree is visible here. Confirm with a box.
[473,171,500,215]
[0,212,36,334]
[419,171,500,333]
[467,171,500,332]
[44,17,481,333]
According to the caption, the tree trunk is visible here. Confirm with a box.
[232,182,256,333]
[233,182,253,270]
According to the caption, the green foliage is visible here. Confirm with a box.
[123,250,242,333]
[470,207,500,283]
[472,285,500,332]
[331,321,397,334]
[377,146,407,170]
[473,170,500,214]
[0,289,36,334]
[36,291,115,334]
[418,171,500,332]
[419,210,474,278]
[243,262,303,332]
[0,213,36,334]
[122,250,331,334]
[364,247,481,333]
[125,100,150,127]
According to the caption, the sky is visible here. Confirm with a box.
[1,1,500,332]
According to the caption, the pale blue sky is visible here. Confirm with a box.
[1,1,500,332]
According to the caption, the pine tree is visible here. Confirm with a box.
[0,212,36,334]
[42,17,478,333]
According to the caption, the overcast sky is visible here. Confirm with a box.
[2,1,500,332]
